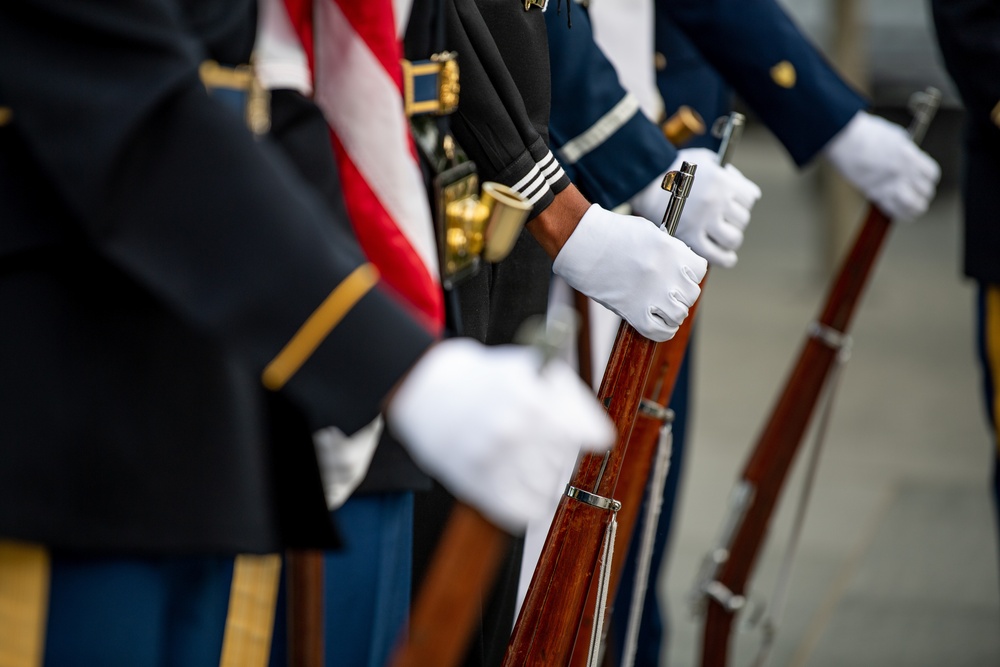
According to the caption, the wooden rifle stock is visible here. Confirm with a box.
[568,112,744,666]
[505,163,698,666]
[286,550,325,667]
[389,503,509,667]
[504,322,658,665]
[568,287,704,666]
[390,309,585,667]
[696,89,941,667]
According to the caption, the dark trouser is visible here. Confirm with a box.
[269,494,414,667]
[45,555,235,667]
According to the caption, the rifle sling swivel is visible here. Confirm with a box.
[638,399,674,423]
[808,321,852,359]
[703,580,747,613]
[565,485,621,512]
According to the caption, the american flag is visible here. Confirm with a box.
[283,0,445,333]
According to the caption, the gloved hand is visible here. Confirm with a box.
[552,203,707,342]
[629,147,762,269]
[823,110,941,221]
[385,338,615,533]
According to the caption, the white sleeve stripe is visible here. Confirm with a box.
[538,151,565,185]
[511,164,543,192]
[525,183,552,205]
[557,94,640,165]
[514,172,548,200]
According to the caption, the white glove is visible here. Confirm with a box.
[385,338,615,532]
[552,204,707,342]
[630,148,762,269]
[824,110,941,221]
[313,417,383,510]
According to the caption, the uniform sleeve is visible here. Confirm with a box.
[0,0,435,434]
[654,13,733,152]
[546,6,678,209]
[661,0,867,166]
[444,0,570,216]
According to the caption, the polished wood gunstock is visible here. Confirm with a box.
[505,163,698,667]
[391,307,594,667]
[696,88,941,667]
[569,112,743,667]
[503,322,658,666]
[286,550,325,667]
[568,289,703,666]
[390,504,509,667]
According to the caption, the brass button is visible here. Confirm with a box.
[0,107,12,127]
[654,52,668,72]
[770,60,797,89]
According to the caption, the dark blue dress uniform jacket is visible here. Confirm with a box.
[546,0,868,210]
[0,0,435,555]
[932,0,1000,286]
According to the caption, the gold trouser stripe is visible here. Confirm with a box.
[0,542,50,667]
[262,263,380,390]
[219,554,282,667]
[986,286,1000,455]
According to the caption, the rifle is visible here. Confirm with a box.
[571,101,711,409]
[388,304,580,667]
[503,162,698,667]
[692,88,940,667]
[390,503,508,667]
[567,113,746,667]
[286,550,325,667]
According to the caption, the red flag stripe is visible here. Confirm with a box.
[331,131,444,331]
[328,0,403,92]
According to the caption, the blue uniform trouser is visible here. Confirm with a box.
[270,492,414,667]
[610,343,692,667]
[43,554,234,667]
[976,285,1000,585]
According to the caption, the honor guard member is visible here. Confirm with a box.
[932,0,1000,593]
[244,0,441,667]
[0,0,619,664]
[252,0,503,664]
[532,6,760,666]
[542,1,942,664]
[408,1,711,666]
